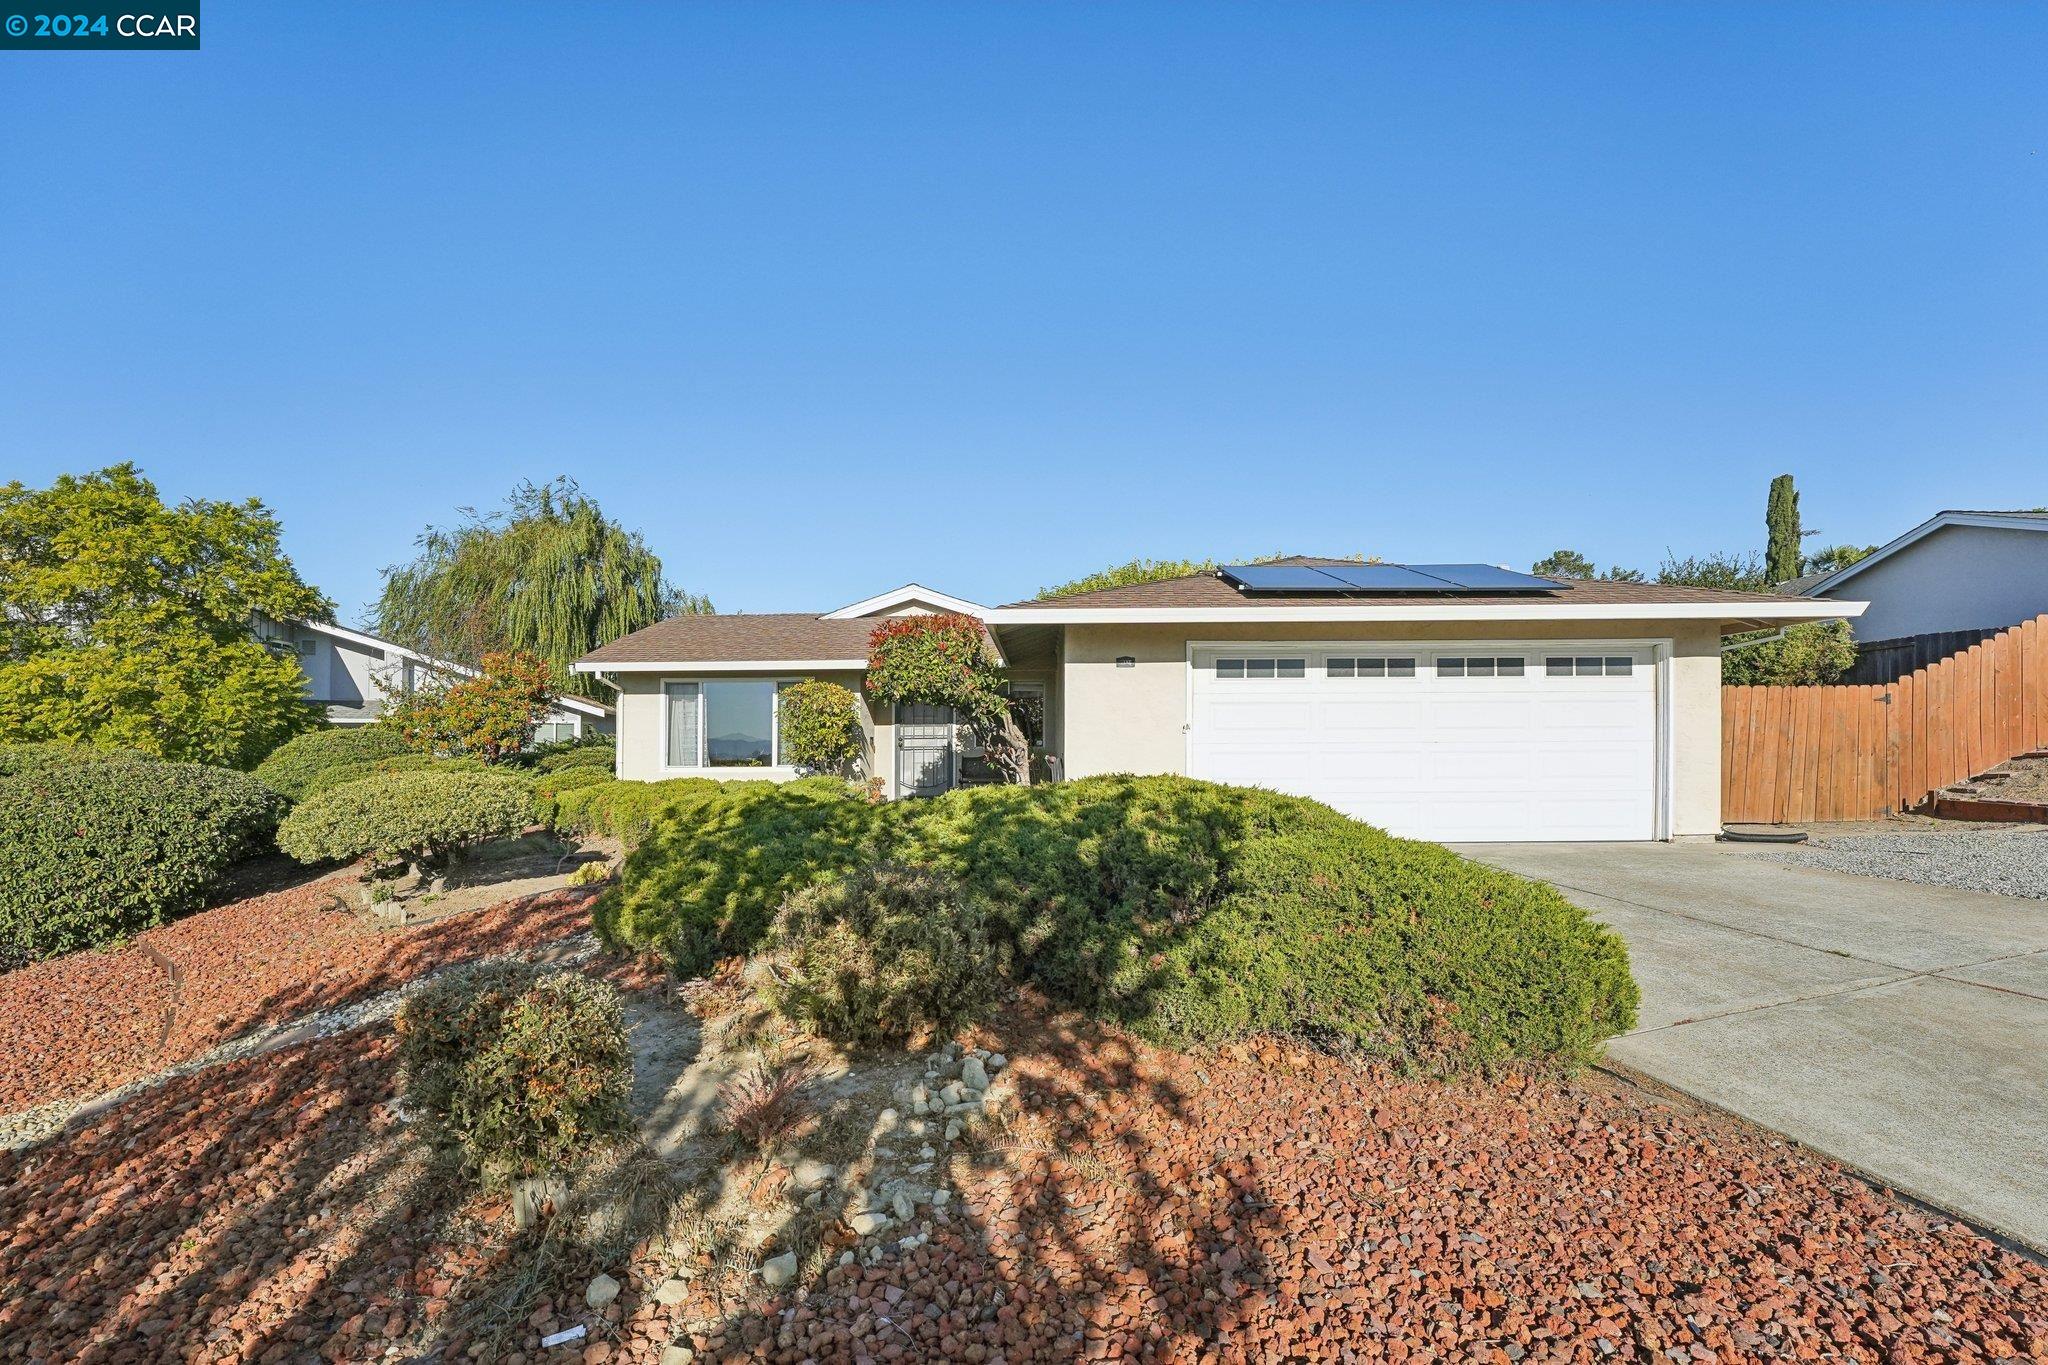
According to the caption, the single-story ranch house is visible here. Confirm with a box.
[572,560,1860,843]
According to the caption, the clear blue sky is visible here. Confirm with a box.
[4,2,2043,622]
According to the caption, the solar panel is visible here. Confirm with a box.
[1420,563,1562,592]
[1217,562,1564,595]
[1215,565,1353,592]
[1314,564,1463,591]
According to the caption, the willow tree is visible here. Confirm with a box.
[375,478,708,700]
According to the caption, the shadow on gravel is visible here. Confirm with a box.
[672,1003,1279,1361]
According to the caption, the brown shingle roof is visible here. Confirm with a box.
[999,558,1822,610]
[577,613,876,666]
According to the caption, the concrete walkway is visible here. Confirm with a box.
[1460,840,2048,1254]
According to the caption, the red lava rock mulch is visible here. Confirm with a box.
[1,998,2042,1364]
[0,875,601,1117]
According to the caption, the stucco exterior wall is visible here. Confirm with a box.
[1814,525,2048,641]
[1059,619,1727,839]
[611,670,877,784]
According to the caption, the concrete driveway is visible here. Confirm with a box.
[1460,840,2048,1254]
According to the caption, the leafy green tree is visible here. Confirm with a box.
[1532,549,1644,582]
[1802,543,1877,576]
[1656,550,1768,592]
[376,478,707,700]
[1723,620,1859,686]
[1036,552,1374,600]
[1037,557,1221,599]
[1765,474,1804,584]
[0,464,330,768]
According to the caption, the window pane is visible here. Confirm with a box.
[1216,659,1245,678]
[665,682,699,767]
[1388,658,1415,677]
[1576,657,1603,676]
[1326,658,1355,678]
[1605,657,1633,676]
[1277,658,1305,678]
[1246,659,1276,679]
[1438,658,1465,677]
[1547,657,1573,676]
[1497,657,1524,677]
[1358,658,1386,678]
[703,680,775,767]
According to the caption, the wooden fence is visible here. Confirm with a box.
[1724,613,2048,823]
[1842,625,2003,685]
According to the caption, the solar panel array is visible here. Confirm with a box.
[1217,563,1561,595]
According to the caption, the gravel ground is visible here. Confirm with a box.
[1753,824,2048,900]
[1,1000,2040,1364]
[0,874,604,1119]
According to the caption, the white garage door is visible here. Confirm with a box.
[1187,643,1659,842]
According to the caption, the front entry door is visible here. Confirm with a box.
[895,703,956,797]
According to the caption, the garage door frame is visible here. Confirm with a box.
[1182,636,1676,841]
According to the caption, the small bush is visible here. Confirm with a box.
[548,778,713,847]
[720,1056,821,1150]
[0,758,285,966]
[254,725,411,801]
[531,766,613,826]
[276,770,534,872]
[0,743,147,778]
[775,680,866,775]
[535,745,616,774]
[397,962,632,1184]
[767,862,995,1047]
[593,778,882,976]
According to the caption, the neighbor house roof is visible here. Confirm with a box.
[1800,510,2048,597]
[574,613,879,672]
[288,618,613,717]
[986,557,1854,625]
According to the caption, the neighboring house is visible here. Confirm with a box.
[1795,510,2048,643]
[572,564,1853,843]
[254,615,614,741]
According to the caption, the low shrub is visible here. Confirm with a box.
[396,961,632,1184]
[531,766,613,827]
[296,753,488,802]
[775,680,866,775]
[720,1055,822,1150]
[275,769,534,874]
[0,742,147,777]
[548,776,712,848]
[598,772,1637,1073]
[766,861,995,1048]
[900,776,1638,1072]
[0,758,286,966]
[535,745,616,774]
[593,778,881,975]
[253,725,411,801]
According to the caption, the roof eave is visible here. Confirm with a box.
[982,601,1865,625]
[571,658,872,674]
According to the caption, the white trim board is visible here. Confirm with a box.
[1800,512,2048,596]
[573,658,869,674]
[823,583,989,620]
[986,601,1861,626]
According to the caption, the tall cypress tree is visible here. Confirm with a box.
[376,478,709,700]
[1765,474,1803,584]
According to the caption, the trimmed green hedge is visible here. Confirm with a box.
[534,745,616,774]
[0,756,286,966]
[254,725,412,800]
[276,770,535,871]
[297,753,488,801]
[530,765,613,826]
[549,777,714,848]
[0,742,147,777]
[591,773,1637,1074]
[592,778,883,977]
